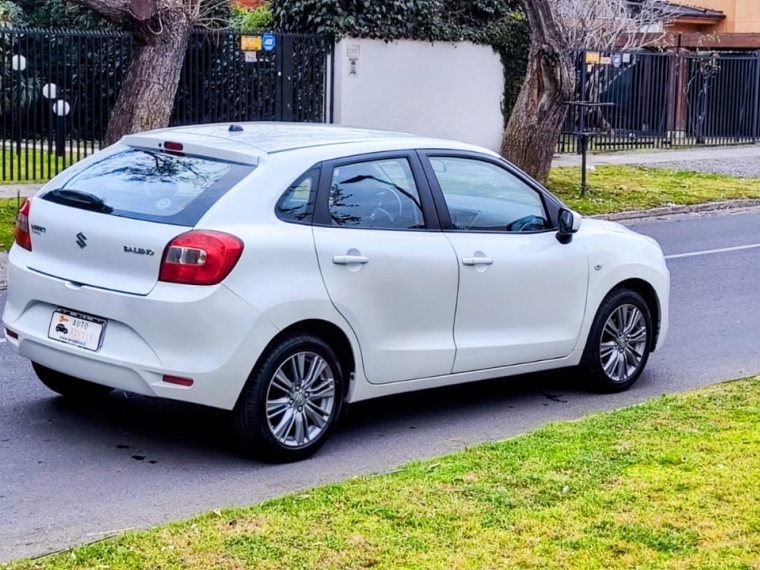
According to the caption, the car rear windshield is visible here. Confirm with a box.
[40,148,255,226]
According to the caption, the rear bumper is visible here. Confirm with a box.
[2,246,280,410]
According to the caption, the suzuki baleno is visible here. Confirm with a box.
[2,123,670,462]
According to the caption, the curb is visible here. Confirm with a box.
[591,199,760,222]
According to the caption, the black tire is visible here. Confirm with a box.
[32,362,114,400]
[233,333,344,463]
[579,288,653,393]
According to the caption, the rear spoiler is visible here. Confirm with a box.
[121,135,261,166]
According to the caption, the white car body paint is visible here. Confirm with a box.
[2,123,670,413]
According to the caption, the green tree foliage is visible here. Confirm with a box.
[0,0,24,27]
[231,2,273,32]
[13,0,108,29]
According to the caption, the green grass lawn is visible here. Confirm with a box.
[548,165,760,216]
[6,377,760,570]
[0,150,69,184]
[0,198,20,250]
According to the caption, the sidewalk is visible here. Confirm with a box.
[552,144,760,168]
[0,184,44,199]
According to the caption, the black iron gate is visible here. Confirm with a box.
[559,49,760,153]
[0,28,333,182]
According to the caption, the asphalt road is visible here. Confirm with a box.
[2,209,760,562]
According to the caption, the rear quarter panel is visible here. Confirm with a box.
[196,153,367,395]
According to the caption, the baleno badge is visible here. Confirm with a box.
[124,246,155,256]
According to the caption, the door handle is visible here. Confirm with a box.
[333,255,370,265]
[462,256,494,267]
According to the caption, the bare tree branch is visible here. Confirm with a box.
[555,0,671,51]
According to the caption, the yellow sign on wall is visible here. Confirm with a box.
[240,36,262,51]
[585,52,600,65]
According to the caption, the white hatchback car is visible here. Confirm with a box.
[2,123,669,462]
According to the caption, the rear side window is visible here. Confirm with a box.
[276,169,319,224]
[41,148,255,226]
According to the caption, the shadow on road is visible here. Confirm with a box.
[16,369,589,463]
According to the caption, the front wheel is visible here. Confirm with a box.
[32,362,114,400]
[233,333,344,463]
[579,289,653,393]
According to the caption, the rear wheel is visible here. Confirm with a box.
[32,362,114,400]
[579,289,653,393]
[233,333,344,463]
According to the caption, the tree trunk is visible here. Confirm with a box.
[500,0,574,185]
[104,13,192,145]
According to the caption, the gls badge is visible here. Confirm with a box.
[124,246,155,256]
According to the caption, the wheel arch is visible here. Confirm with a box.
[610,278,661,352]
[249,319,357,401]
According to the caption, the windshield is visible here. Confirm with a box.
[40,148,255,226]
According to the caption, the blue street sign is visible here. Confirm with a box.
[612,53,622,68]
[262,33,276,52]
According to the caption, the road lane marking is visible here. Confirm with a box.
[665,243,760,260]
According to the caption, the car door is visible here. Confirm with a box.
[420,152,589,374]
[312,152,460,385]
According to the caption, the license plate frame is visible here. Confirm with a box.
[48,308,107,352]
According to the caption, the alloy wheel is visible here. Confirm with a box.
[599,304,648,383]
[265,352,337,448]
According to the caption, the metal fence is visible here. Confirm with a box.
[558,49,760,153]
[0,28,333,182]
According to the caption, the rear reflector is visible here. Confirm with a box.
[15,198,32,251]
[163,141,183,151]
[5,328,18,339]
[159,230,243,286]
[162,375,193,387]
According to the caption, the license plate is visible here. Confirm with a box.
[48,309,106,352]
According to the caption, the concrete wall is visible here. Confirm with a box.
[332,38,505,152]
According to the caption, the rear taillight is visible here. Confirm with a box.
[159,230,243,286]
[15,198,32,251]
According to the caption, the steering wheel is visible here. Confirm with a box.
[506,215,546,232]
[377,188,404,221]
[370,207,394,226]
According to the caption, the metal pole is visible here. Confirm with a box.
[56,115,65,158]
[753,50,760,142]
[580,134,588,197]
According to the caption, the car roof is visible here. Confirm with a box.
[120,122,491,162]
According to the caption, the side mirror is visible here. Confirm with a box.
[557,208,582,244]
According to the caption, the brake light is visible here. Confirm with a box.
[15,198,32,251]
[159,231,243,285]
[163,141,184,156]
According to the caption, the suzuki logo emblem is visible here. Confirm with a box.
[76,232,88,249]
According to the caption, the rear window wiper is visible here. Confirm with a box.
[43,189,114,214]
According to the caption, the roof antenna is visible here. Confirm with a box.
[229,124,244,133]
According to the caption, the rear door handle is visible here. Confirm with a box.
[462,256,494,266]
[333,255,370,265]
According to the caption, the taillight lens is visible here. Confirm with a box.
[159,230,243,286]
[15,198,32,251]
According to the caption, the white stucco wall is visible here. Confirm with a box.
[332,38,505,152]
